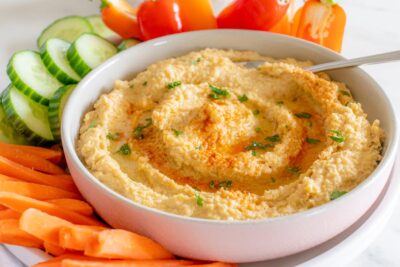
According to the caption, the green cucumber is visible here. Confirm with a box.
[41,38,81,84]
[67,33,118,77]
[48,85,76,142]
[7,50,63,106]
[0,99,30,145]
[2,85,54,145]
[37,16,93,48]
[87,15,121,44]
[118,39,141,51]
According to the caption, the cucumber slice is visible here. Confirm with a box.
[0,99,30,145]
[7,50,63,106]
[87,15,121,44]
[41,38,81,84]
[67,33,118,77]
[118,39,141,51]
[37,16,93,48]
[2,85,54,145]
[48,84,76,142]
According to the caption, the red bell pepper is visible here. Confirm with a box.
[137,0,183,41]
[217,0,290,31]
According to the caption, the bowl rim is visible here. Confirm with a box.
[62,29,399,225]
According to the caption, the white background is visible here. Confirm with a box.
[0,0,399,266]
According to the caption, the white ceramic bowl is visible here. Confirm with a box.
[62,30,398,263]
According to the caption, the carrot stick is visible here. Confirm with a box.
[0,209,20,219]
[19,208,74,244]
[84,229,173,260]
[0,219,43,248]
[33,254,100,267]
[0,143,64,174]
[0,181,82,200]
[44,241,81,257]
[62,259,197,267]
[59,225,106,251]
[0,173,20,182]
[0,204,6,210]
[0,194,105,226]
[0,155,77,192]
[47,199,93,216]
[0,142,63,164]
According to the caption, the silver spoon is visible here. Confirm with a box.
[242,50,400,72]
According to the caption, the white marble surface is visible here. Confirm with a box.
[0,0,399,266]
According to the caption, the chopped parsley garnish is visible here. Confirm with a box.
[88,120,97,129]
[172,128,183,137]
[265,134,280,143]
[306,138,320,144]
[251,150,257,156]
[340,90,351,96]
[195,145,202,150]
[330,190,347,200]
[295,112,312,119]
[253,109,260,116]
[195,193,204,207]
[255,127,262,133]
[192,57,201,65]
[245,141,268,151]
[287,166,300,175]
[237,94,248,103]
[209,180,215,189]
[219,180,233,189]
[166,80,182,89]
[276,100,284,106]
[271,177,276,183]
[329,130,345,143]
[106,132,120,141]
[208,84,230,100]
[142,81,148,86]
[116,144,131,155]
[133,118,152,140]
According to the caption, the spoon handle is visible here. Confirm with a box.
[305,50,400,72]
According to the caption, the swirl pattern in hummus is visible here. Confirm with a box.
[77,49,383,220]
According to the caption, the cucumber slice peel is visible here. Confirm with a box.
[48,85,76,142]
[2,85,54,145]
[67,33,118,77]
[87,15,121,44]
[7,50,63,106]
[37,16,93,48]
[41,38,81,84]
[0,99,30,145]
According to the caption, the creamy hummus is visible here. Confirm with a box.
[77,49,384,220]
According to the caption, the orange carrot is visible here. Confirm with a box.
[0,209,20,219]
[0,204,6,210]
[62,259,197,267]
[0,155,77,192]
[0,194,105,226]
[0,219,43,248]
[44,242,81,256]
[0,143,64,174]
[85,229,173,260]
[47,199,93,216]
[20,208,74,244]
[0,181,81,200]
[59,225,106,251]
[0,142,63,164]
[0,173,20,181]
[33,255,104,267]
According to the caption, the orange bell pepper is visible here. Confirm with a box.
[100,0,142,39]
[269,0,295,35]
[176,0,217,31]
[294,0,346,52]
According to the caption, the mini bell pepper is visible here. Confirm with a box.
[217,0,290,31]
[137,0,183,41]
[176,0,217,31]
[293,0,346,52]
[100,0,141,39]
